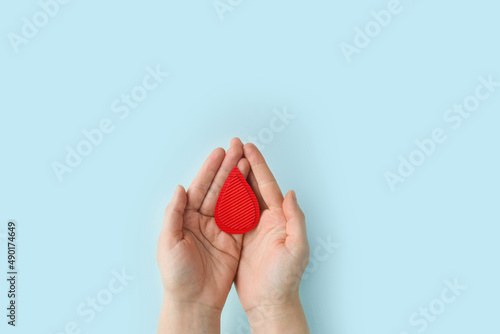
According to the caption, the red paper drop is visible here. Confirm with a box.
[214,166,260,234]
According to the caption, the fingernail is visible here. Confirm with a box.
[292,190,297,203]
[174,185,182,195]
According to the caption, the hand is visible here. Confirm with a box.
[156,138,250,334]
[235,143,310,333]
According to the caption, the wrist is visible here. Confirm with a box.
[245,297,309,334]
[158,299,222,334]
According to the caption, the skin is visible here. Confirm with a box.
[157,138,309,334]
[235,143,310,334]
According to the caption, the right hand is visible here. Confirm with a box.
[235,143,310,333]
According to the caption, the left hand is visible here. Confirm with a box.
[156,138,250,333]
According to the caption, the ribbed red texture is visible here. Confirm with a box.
[214,166,260,234]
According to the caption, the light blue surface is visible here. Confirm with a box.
[1,0,499,333]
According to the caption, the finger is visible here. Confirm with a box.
[199,137,244,216]
[161,185,187,240]
[282,190,308,245]
[243,143,283,209]
[237,157,250,178]
[186,148,225,211]
[246,168,268,211]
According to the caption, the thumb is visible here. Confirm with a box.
[161,185,187,239]
[283,190,308,247]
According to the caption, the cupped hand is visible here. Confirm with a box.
[235,143,310,330]
[156,138,250,333]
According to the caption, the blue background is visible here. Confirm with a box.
[1,0,499,333]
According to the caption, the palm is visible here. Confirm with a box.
[235,209,303,311]
[158,139,249,311]
[159,211,242,309]
[234,143,309,313]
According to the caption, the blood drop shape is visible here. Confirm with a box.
[214,166,260,234]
